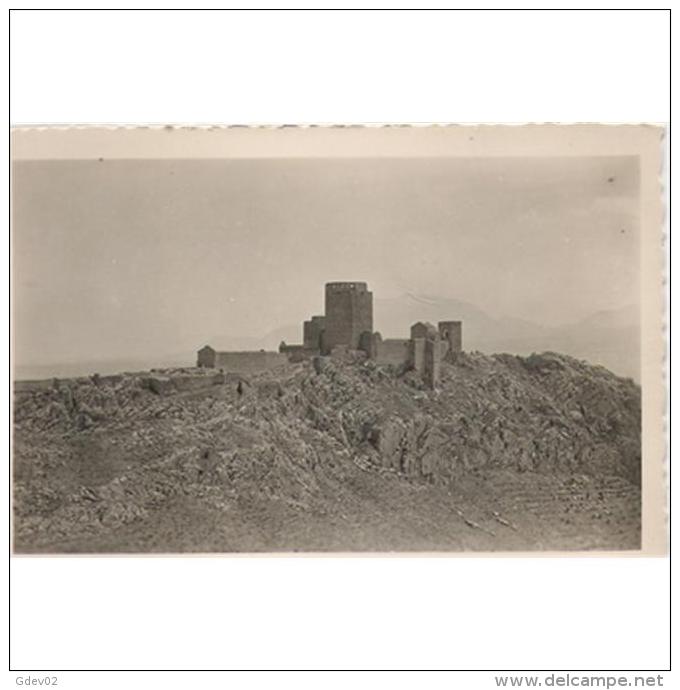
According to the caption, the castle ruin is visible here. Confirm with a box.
[199,281,462,388]
[323,281,373,353]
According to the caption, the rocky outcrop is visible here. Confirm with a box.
[298,352,640,486]
[12,352,641,552]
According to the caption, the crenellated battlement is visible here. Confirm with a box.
[325,281,368,292]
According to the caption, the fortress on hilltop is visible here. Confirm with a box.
[198,281,462,388]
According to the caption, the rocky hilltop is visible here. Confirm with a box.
[13,352,641,553]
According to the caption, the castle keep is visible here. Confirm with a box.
[198,281,463,388]
[323,282,373,353]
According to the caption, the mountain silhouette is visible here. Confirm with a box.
[14,295,640,382]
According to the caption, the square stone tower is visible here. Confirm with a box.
[323,282,373,354]
[438,321,462,354]
[303,315,326,350]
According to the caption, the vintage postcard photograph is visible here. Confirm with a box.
[10,125,665,555]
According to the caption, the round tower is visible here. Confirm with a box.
[323,282,373,354]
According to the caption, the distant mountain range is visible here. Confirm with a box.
[14,294,640,382]
[372,294,640,381]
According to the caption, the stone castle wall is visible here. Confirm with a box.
[279,344,318,363]
[424,337,442,388]
[303,315,326,350]
[213,351,288,374]
[438,321,462,356]
[196,281,460,389]
[411,337,426,373]
[374,338,411,367]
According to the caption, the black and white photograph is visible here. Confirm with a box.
[7,7,671,682]
[11,126,664,555]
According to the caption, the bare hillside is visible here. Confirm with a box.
[13,352,641,553]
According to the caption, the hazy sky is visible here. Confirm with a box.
[13,157,639,366]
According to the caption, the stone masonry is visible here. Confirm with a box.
[201,281,462,385]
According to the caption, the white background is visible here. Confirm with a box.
[5,6,672,687]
